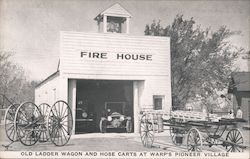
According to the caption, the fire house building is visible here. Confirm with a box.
[35,3,171,134]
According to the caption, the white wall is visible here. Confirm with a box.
[35,73,67,106]
[36,31,171,134]
[60,32,170,77]
[139,76,171,113]
[68,79,76,134]
[35,75,58,105]
[60,31,171,112]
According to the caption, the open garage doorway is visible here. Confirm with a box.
[75,80,134,134]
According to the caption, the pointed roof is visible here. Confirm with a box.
[95,3,132,20]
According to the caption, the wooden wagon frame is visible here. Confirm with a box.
[139,109,248,152]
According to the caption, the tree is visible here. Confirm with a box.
[242,50,250,60]
[0,51,39,107]
[145,15,243,109]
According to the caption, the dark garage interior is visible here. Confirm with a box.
[75,80,134,134]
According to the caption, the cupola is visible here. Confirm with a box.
[94,3,132,34]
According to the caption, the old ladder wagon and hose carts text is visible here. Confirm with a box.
[139,108,248,152]
[2,95,73,150]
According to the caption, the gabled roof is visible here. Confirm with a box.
[96,3,132,19]
[35,71,59,88]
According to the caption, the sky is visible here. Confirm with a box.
[0,0,249,81]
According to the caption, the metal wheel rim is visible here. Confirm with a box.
[187,128,203,152]
[225,128,244,152]
[47,100,73,146]
[38,103,50,142]
[4,104,19,142]
[14,102,41,146]
[139,114,154,148]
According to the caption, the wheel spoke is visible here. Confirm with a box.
[11,129,16,140]
[62,124,72,130]
[60,129,64,145]
[18,117,28,123]
[61,117,72,123]
[232,146,236,152]
[59,103,63,118]
[54,129,58,142]
[235,146,241,152]
[19,112,29,122]
[29,133,33,145]
[233,130,237,139]
[188,146,193,151]
[7,124,14,131]
[143,135,147,146]
[140,123,146,129]
[54,127,59,143]
[61,107,67,119]
[61,124,70,135]
[141,132,146,139]
[228,132,233,141]
[23,131,29,143]
[148,131,153,137]
[61,114,69,121]
[235,131,240,140]
[189,133,194,143]
[53,107,60,118]
[57,103,60,118]
[8,126,15,138]
[195,135,200,143]
[50,124,58,137]
[57,128,61,145]
[235,136,243,143]
[61,126,68,141]
[187,128,202,152]
[140,115,154,147]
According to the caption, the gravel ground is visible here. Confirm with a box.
[0,124,249,152]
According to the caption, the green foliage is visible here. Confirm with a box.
[145,15,243,109]
[0,51,39,106]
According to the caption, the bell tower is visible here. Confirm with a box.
[94,3,132,34]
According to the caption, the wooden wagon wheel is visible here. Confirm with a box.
[14,102,42,146]
[187,128,203,152]
[47,100,73,146]
[4,103,19,142]
[139,114,155,148]
[225,128,244,152]
[170,126,185,146]
[38,103,50,143]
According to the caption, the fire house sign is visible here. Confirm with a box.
[80,51,153,61]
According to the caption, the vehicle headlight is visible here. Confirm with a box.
[120,115,125,121]
[107,116,112,121]
[82,112,88,118]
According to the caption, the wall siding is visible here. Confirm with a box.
[138,77,172,113]
[36,31,172,133]
[35,75,60,106]
[60,32,170,77]
[60,31,172,114]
